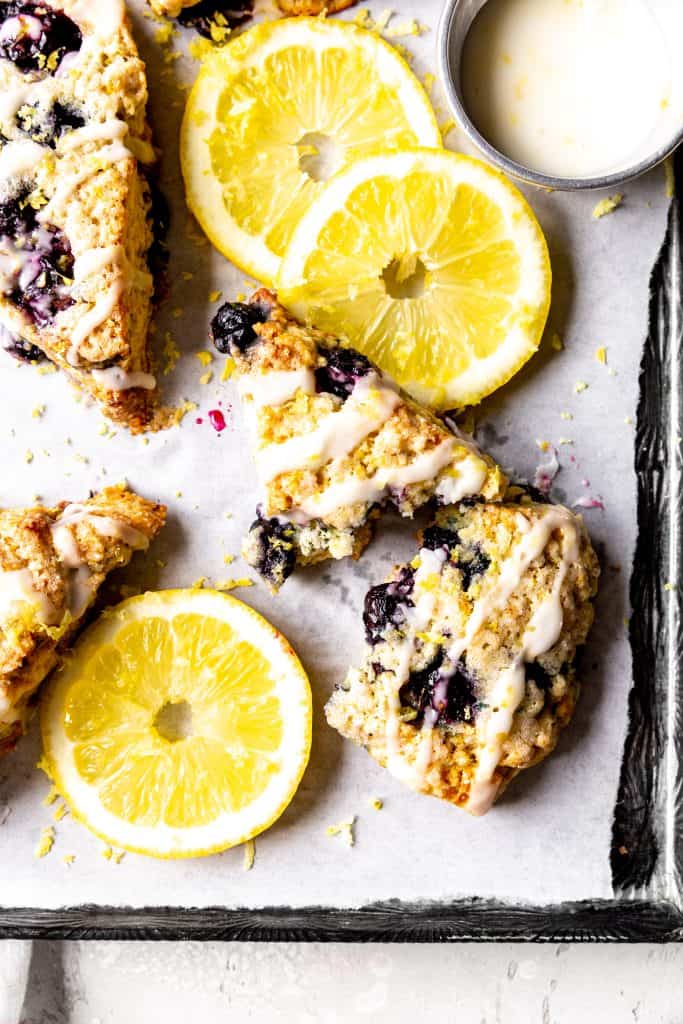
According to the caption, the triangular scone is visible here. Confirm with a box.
[0,483,166,754]
[326,500,599,815]
[0,0,160,432]
[211,289,507,590]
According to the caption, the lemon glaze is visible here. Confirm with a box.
[462,0,683,179]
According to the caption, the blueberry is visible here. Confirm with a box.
[0,323,43,361]
[211,301,267,355]
[454,543,490,591]
[245,516,297,589]
[421,523,460,553]
[16,99,85,146]
[525,661,554,690]
[143,176,170,297]
[176,0,253,38]
[363,567,414,645]
[0,187,35,236]
[315,346,373,401]
[0,3,82,74]
[0,193,74,325]
[399,651,478,726]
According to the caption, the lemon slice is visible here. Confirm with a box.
[40,590,312,858]
[180,18,441,285]
[278,149,551,409]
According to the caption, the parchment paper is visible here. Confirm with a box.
[0,0,673,910]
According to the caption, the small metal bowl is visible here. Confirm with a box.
[437,0,683,191]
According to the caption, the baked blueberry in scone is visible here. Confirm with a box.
[147,0,252,36]
[325,500,599,815]
[147,0,353,27]
[211,289,507,591]
[0,0,161,432]
[0,483,166,755]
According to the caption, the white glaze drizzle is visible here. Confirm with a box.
[0,568,59,627]
[463,511,579,815]
[70,0,125,37]
[299,437,456,520]
[377,507,579,809]
[239,368,316,410]
[0,140,46,181]
[38,141,132,223]
[434,454,489,504]
[66,279,123,365]
[255,374,400,483]
[91,367,156,392]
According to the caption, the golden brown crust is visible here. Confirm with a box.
[0,484,166,752]
[0,1,159,432]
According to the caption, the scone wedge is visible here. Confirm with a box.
[211,290,506,590]
[0,483,166,754]
[326,499,599,814]
[0,0,160,431]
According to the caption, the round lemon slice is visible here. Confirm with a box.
[278,149,551,409]
[40,590,312,858]
[180,18,441,285]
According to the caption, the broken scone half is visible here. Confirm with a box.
[0,0,161,432]
[0,483,166,754]
[211,290,506,590]
[325,499,599,815]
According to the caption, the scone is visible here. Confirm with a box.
[147,0,252,35]
[325,499,599,815]
[0,483,166,754]
[147,0,353,27]
[0,0,160,432]
[211,290,506,590]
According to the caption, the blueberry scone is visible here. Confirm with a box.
[0,0,161,432]
[325,499,599,815]
[0,483,166,754]
[211,290,506,591]
[147,0,353,27]
[147,0,252,35]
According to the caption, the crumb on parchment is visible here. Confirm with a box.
[326,817,356,847]
[243,838,256,871]
[592,194,623,219]
[35,826,55,859]
[371,797,383,810]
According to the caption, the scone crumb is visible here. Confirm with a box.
[162,332,181,375]
[595,346,607,364]
[209,290,223,303]
[35,826,55,859]
[326,818,356,846]
[223,553,235,565]
[371,797,383,810]
[592,194,623,219]
[31,404,45,418]
[42,785,60,807]
[154,21,176,45]
[221,358,236,382]
[25,450,34,464]
[195,351,213,367]
[216,577,254,591]
[243,838,256,871]
[574,381,588,393]
[62,854,76,867]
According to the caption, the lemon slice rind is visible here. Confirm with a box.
[278,148,551,409]
[180,18,442,285]
[40,590,312,859]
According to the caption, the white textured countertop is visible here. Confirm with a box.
[2,940,682,1021]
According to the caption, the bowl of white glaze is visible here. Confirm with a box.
[438,0,683,191]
